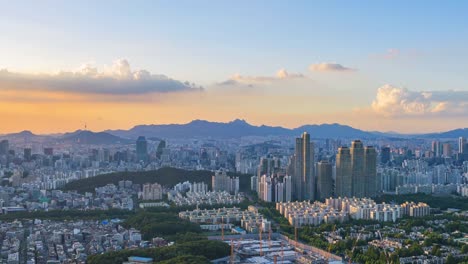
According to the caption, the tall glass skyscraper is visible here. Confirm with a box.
[293,132,314,200]
[136,136,148,162]
[351,140,365,198]
[336,147,352,197]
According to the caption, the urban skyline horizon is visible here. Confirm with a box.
[1,117,467,135]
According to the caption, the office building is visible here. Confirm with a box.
[316,161,333,200]
[293,132,314,201]
[136,136,148,162]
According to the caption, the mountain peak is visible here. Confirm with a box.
[229,119,249,125]
[17,130,35,136]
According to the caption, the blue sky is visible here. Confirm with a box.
[0,1,467,133]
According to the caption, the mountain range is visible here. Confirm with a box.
[105,119,468,140]
[1,119,467,143]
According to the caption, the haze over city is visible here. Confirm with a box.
[1,1,468,134]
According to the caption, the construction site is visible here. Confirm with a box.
[209,226,343,264]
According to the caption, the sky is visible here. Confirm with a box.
[1,0,468,134]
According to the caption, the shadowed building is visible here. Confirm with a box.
[351,140,365,198]
[317,160,333,200]
[336,147,352,198]
[380,147,390,164]
[136,136,148,162]
[293,132,314,201]
[364,146,377,197]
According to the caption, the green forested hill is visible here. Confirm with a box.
[62,167,252,193]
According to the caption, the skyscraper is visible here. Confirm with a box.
[350,140,365,198]
[24,148,32,161]
[364,146,377,197]
[442,143,452,158]
[293,132,314,200]
[0,140,9,156]
[336,147,352,198]
[136,136,148,162]
[432,141,442,157]
[257,156,281,197]
[459,137,466,154]
[316,160,333,200]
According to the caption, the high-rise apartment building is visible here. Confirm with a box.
[259,174,292,202]
[316,161,333,200]
[442,143,452,158]
[293,132,314,201]
[432,141,442,157]
[257,156,281,198]
[336,147,352,198]
[350,140,365,198]
[336,141,377,198]
[141,183,163,200]
[212,170,239,194]
[364,146,377,197]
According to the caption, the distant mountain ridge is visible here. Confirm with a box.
[61,130,130,144]
[106,119,382,139]
[2,120,467,142]
[419,128,468,139]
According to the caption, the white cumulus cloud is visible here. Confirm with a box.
[219,68,304,86]
[0,59,202,95]
[309,63,355,72]
[371,84,468,117]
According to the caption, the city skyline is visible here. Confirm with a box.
[1,2,468,263]
[1,1,468,133]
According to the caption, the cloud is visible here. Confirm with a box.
[370,84,468,117]
[218,68,304,86]
[275,69,304,79]
[309,63,355,72]
[0,59,202,95]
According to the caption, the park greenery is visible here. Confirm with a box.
[87,239,229,264]
[62,167,252,193]
[375,193,468,211]
[87,210,229,263]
